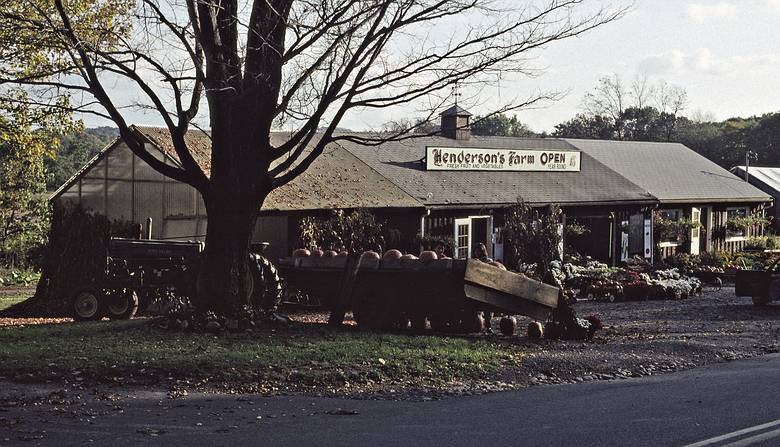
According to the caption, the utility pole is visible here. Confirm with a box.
[744,148,757,183]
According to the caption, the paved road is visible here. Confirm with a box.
[3,354,780,446]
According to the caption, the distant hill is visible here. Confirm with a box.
[46,127,119,190]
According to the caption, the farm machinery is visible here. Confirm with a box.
[69,237,560,334]
[735,256,780,306]
[278,255,560,333]
[70,238,203,321]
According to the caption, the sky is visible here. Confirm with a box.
[89,0,780,134]
[500,0,780,132]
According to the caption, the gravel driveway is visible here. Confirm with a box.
[492,285,780,389]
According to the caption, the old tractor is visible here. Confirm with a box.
[70,238,203,321]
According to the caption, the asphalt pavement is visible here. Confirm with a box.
[3,354,780,446]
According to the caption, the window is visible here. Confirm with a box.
[726,207,749,240]
[455,220,470,259]
[658,209,681,221]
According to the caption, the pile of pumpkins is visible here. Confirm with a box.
[292,248,506,269]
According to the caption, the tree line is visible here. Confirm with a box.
[473,75,779,172]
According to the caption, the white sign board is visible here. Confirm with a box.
[426,147,581,172]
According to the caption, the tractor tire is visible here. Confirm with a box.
[752,295,770,306]
[71,288,105,321]
[106,290,140,320]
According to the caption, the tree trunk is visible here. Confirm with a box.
[192,86,275,316]
[195,196,259,316]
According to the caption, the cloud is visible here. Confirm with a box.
[637,50,687,75]
[687,2,737,24]
[638,48,780,77]
[693,48,721,74]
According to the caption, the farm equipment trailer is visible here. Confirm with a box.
[735,256,780,306]
[278,256,559,332]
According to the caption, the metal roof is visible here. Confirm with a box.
[731,166,780,198]
[338,135,656,208]
[128,127,424,212]
[565,139,771,204]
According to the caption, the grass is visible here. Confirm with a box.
[0,320,523,393]
[0,293,30,312]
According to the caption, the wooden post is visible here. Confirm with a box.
[328,253,361,327]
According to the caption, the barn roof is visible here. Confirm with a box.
[337,135,656,207]
[566,139,771,204]
[52,125,771,213]
[132,126,424,212]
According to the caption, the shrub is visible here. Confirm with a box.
[298,209,385,253]
[653,216,699,244]
[699,251,727,268]
[414,234,456,256]
[502,201,562,285]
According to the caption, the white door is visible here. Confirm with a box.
[690,207,701,255]
[454,218,471,259]
[704,207,713,252]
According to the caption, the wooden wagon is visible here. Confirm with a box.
[278,256,559,332]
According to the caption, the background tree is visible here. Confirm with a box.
[580,73,628,139]
[471,113,535,137]
[552,113,615,139]
[1,0,625,315]
[0,90,76,268]
[574,74,688,142]
[46,127,117,189]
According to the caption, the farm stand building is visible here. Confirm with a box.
[51,107,770,264]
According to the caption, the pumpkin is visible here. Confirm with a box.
[489,261,507,270]
[337,251,348,257]
[419,251,438,261]
[322,250,338,258]
[383,249,403,261]
[527,321,544,339]
[400,254,418,260]
[361,251,381,260]
[292,248,311,257]
[311,249,324,258]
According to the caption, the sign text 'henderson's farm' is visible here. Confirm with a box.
[425,147,581,172]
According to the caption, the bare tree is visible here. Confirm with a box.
[654,80,688,116]
[581,73,626,134]
[630,74,653,110]
[1,0,625,315]
[582,73,687,141]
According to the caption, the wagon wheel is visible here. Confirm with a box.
[71,288,106,321]
[106,289,140,320]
